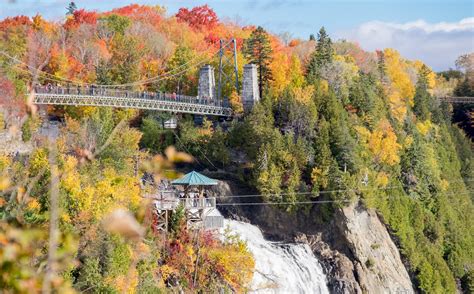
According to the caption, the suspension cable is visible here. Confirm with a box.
[0,40,230,88]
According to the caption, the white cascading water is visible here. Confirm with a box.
[223,219,329,294]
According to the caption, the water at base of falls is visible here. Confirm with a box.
[223,219,329,294]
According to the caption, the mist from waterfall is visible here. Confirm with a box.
[223,219,329,294]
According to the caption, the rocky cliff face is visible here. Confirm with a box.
[335,203,413,293]
[209,178,414,293]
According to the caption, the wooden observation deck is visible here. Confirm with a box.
[149,171,222,233]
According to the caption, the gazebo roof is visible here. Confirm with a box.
[171,171,218,186]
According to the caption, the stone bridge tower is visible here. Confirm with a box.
[198,64,216,100]
[242,64,260,112]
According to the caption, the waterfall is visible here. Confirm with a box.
[223,219,329,294]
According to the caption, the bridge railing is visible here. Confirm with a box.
[34,85,228,108]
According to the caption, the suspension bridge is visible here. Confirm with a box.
[31,86,472,117]
[33,86,234,117]
[440,96,474,104]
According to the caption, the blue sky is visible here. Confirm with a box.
[1,0,473,70]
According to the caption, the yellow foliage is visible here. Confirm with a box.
[160,264,177,282]
[26,199,40,211]
[317,80,329,96]
[292,85,314,105]
[270,53,304,95]
[311,166,329,189]
[0,177,9,192]
[229,91,243,114]
[32,14,56,35]
[388,90,407,122]
[61,157,141,221]
[375,172,389,188]
[416,120,432,136]
[29,148,49,176]
[271,52,290,95]
[0,156,11,191]
[356,120,401,166]
[114,269,138,294]
[383,48,416,121]
[334,54,360,74]
[288,54,305,89]
[405,135,414,148]
[334,54,350,63]
[206,241,255,291]
[413,60,436,89]
[61,213,71,223]
[354,125,371,140]
[440,179,449,192]
[198,118,213,137]
[0,155,11,171]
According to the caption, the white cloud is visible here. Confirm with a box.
[338,18,474,70]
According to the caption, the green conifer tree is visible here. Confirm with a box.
[413,64,432,121]
[307,27,333,82]
[66,2,77,15]
[243,26,273,98]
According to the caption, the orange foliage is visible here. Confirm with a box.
[31,14,55,35]
[0,16,31,31]
[288,39,301,47]
[64,9,97,30]
[96,39,111,59]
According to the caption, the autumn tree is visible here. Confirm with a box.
[383,48,415,122]
[307,27,333,82]
[455,53,474,77]
[164,45,197,95]
[243,26,273,98]
[64,9,97,30]
[176,5,218,30]
[229,91,243,114]
[454,53,474,96]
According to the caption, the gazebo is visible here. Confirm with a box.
[171,171,218,228]
[171,170,217,198]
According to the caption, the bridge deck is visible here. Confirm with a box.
[33,86,233,117]
[440,97,474,104]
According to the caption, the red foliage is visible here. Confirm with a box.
[0,16,31,31]
[176,5,218,30]
[204,32,220,46]
[0,75,25,116]
[235,37,244,50]
[110,4,163,25]
[200,231,218,247]
[0,75,15,102]
[64,9,97,30]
